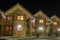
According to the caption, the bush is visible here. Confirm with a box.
[35,31,39,37]
[27,32,31,36]
[55,31,58,37]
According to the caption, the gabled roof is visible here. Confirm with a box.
[5,3,33,19]
[34,10,52,21]
[51,15,60,21]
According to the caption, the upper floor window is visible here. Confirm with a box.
[17,16,23,20]
[7,16,12,21]
[39,19,44,23]
[53,22,57,25]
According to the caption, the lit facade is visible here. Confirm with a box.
[0,3,60,37]
[0,3,33,37]
[51,15,60,36]
[34,10,52,36]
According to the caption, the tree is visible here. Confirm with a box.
[46,25,51,36]
[55,29,58,37]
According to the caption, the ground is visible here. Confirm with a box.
[0,36,60,40]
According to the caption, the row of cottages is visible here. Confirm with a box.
[0,3,60,37]
[0,3,34,37]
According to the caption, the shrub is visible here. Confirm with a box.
[35,31,39,37]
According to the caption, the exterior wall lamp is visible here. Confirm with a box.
[58,28,60,31]
[17,25,23,31]
[38,27,44,32]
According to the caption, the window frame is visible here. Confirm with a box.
[39,19,44,23]
[17,15,24,21]
[53,22,57,25]
[6,16,13,21]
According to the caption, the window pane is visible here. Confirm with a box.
[10,26,12,31]
[54,22,57,25]
[17,16,23,20]
[6,26,9,31]
[7,16,12,20]
[39,19,44,23]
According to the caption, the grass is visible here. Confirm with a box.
[8,36,49,39]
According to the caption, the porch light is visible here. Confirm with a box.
[17,25,23,31]
[58,28,60,31]
[39,27,44,32]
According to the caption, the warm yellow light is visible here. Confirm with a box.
[39,19,44,23]
[17,16,23,20]
[7,16,12,20]
[53,22,57,25]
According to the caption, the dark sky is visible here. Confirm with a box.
[0,0,60,17]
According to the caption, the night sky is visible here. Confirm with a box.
[0,0,60,17]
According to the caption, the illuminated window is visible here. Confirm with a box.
[6,26,9,31]
[7,16,12,20]
[39,19,44,23]
[10,26,12,31]
[6,26,12,31]
[53,22,57,25]
[17,16,23,20]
